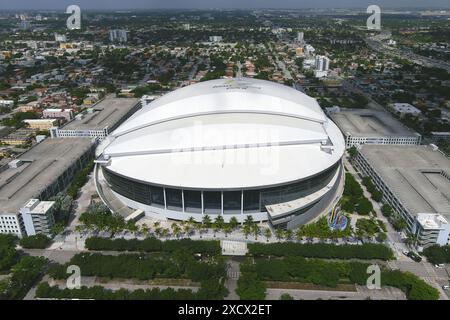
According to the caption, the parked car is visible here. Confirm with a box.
[434,264,445,269]
[442,285,450,291]
[407,251,422,263]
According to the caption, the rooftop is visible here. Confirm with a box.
[359,145,450,219]
[330,108,420,138]
[417,213,449,230]
[61,96,138,131]
[0,138,94,214]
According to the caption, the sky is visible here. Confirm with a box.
[0,0,449,10]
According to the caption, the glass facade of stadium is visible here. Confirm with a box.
[102,160,340,218]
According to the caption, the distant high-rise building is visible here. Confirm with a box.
[209,36,223,42]
[183,23,190,30]
[314,55,330,78]
[297,32,304,43]
[109,29,128,43]
[54,33,67,42]
[19,20,31,31]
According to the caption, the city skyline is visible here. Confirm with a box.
[1,0,450,10]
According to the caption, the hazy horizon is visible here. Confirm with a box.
[1,0,450,10]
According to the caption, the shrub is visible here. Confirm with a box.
[236,272,266,300]
[248,242,394,260]
[422,245,450,264]
[85,237,220,255]
[19,234,52,249]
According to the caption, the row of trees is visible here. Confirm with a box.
[341,173,373,215]
[243,257,439,300]
[361,176,383,202]
[0,256,47,300]
[67,161,94,199]
[85,237,220,255]
[19,234,52,249]
[48,251,226,283]
[0,234,18,272]
[36,278,227,300]
[248,242,394,260]
[422,245,450,264]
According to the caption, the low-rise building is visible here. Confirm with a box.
[354,145,450,249]
[24,119,58,131]
[391,103,422,116]
[0,213,25,238]
[415,213,450,250]
[330,108,421,147]
[50,97,140,140]
[42,108,74,121]
[0,138,96,237]
[20,199,55,236]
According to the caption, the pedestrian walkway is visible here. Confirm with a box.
[221,240,248,256]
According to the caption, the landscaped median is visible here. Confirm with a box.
[85,236,221,255]
[237,257,439,300]
[38,249,228,300]
[247,242,395,260]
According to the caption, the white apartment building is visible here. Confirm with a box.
[19,199,55,236]
[0,213,25,238]
[415,213,450,250]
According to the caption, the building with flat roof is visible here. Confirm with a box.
[416,213,450,250]
[50,96,140,140]
[96,78,346,230]
[391,103,421,116]
[329,108,421,147]
[354,145,450,248]
[43,108,74,121]
[0,138,96,237]
[20,199,55,236]
[24,119,58,131]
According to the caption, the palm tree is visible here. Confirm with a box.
[284,229,293,241]
[195,223,203,238]
[187,216,196,226]
[242,224,251,239]
[264,228,272,242]
[183,224,191,236]
[212,223,220,238]
[295,229,303,242]
[154,227,162,238]
[153,221,160,229]
[223,225,231,238]
[229,216,239,230]
[243,215,254,228]
[172,224,181,239]
[252,224,261,240]
[275,228,284,241]
[161,228,169,239]
[214,215,225,229]
[141,223,149,235]
[202,215,212,228]
[405,232,418,249]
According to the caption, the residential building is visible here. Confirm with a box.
[42,108,74,121]
[20,199,55,236]
[109,29,128,43]
[415,213,450,250]
[24,119,58,131]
